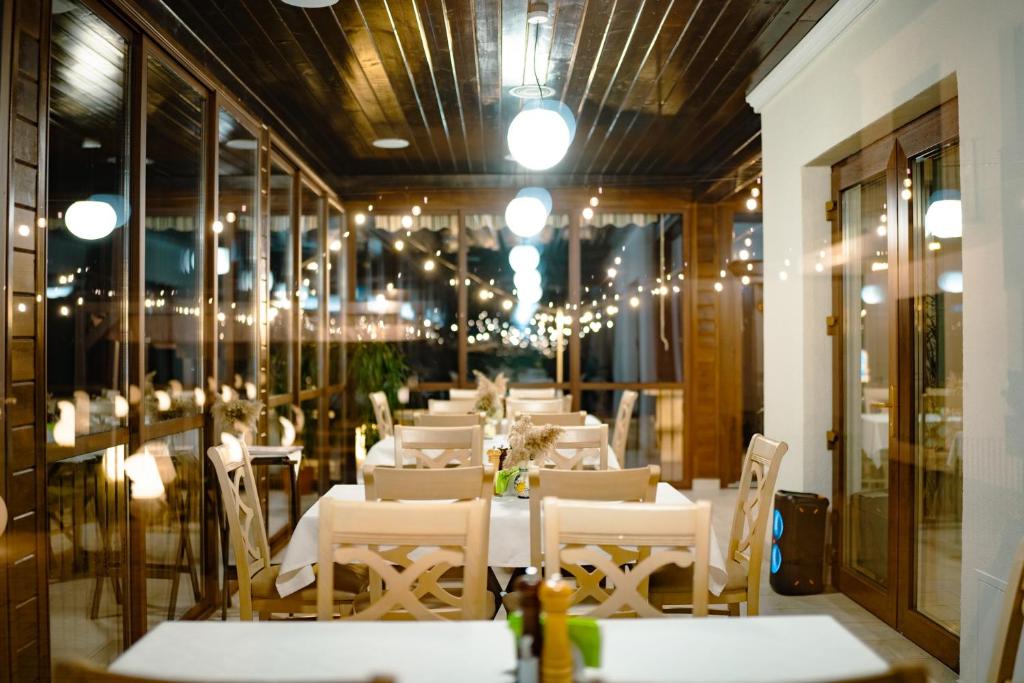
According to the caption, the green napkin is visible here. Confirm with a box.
[507,612,601,667]
[495,468,516,495]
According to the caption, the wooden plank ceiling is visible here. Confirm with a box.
[157,0,837,196]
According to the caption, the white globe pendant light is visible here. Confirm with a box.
[509,244,540,272]
[505,187,552,238]
[924,190,962,239]
[517,283,543,305]
[507,99,576,170]
[65,199,117,241]
[514,269,542,292]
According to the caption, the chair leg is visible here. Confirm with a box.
[90,573,103,620]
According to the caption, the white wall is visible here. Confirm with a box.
[750,0,1024,678]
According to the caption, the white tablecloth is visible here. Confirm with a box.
[275,482,727,597]
[365,414,618,473]
[110,617,887,682]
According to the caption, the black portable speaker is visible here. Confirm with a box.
[770,490,829,596]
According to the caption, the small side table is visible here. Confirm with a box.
[217,445,303,619]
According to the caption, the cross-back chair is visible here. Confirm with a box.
[365,464,494,502]
[414,413,484,428]
[507,397,570,420]
[317,498,490,621]
[368,391,394,438]
[522,411,587,427]
[509,387,559,399]
[426,398,478,414]
[448,388,479,400]
[650,433,788,616]
[611,390,639,462]
[529,465,660,569]
[208,438,365,620]
[394,425,483,468]
[542,424,609,470]
[989,538,1024,683]
[543,498,711,618]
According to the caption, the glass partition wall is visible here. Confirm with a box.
[42,3,346,667]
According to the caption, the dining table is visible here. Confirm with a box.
[108,616,890,682]
[274,482,727,598]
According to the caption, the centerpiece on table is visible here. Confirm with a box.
[495,415,564,498]
[211,396,264,445]
[473,370,507,437]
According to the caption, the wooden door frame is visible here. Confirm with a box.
[829,99,961,671]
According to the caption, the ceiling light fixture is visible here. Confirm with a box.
[925,190,962,239]
[505,187,552,237]
[509,244,541,272]
[373,138,410,149]
[65,200,117,241]
[527,0,549,24]
[507,100,575,170]
[280,0,338,7]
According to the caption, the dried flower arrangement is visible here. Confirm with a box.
[504,415,564,469]
[473,370,507,420]
[212,397,264,437]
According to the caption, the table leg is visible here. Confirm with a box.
[287,463,300,531]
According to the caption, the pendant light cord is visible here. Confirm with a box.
[533,22,544,102]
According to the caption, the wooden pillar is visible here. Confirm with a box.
[1,0,52,679]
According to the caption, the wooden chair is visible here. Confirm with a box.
[543,424,609,470]
[448,388,479,400]
[365,464,494,502]
[509,387,559,399]
[522,411,587,427]
[369,391,394,438]
[507,397,570,420]
[207,438,366,620]
[54,659,394,683]
[529,465,660,569]
[650,434,788,616]
[317,498,490,620]
[989,538,1024,683]
[0,495,6,536]
[414,413,483,428]
[427,398,478,414]
[543,497,711,618]
[835,665,929,683]
[611,390,639,462]
[394,425,483,468]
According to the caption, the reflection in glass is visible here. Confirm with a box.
[732,215,765,460]
[327,207,347,386]
[47,1,129,441]
[465,214,569,383]
[298,397,321,512]
[580,390,682,472]
[841,174,890,587]
[912,143,962,634]
[216,109,258,398]
[144,56,204,423]
[354,214,458,383]
[269,161,294,396]
[579,214,683,383]
[299,185,322,390]
[48,446,127,667]
[140,429,203,626]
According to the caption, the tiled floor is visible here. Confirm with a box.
[688,485,960,683]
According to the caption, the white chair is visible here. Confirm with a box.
[317,498,490,620]
[365,465,494,502]
[989,538,1024,683]
[427,398,478,414]
[650,434,788,616]
[522,411,587,427]
[509,387,559,399]
[414,413,483,427]
[448,388,479,400]
[394,425,483,468]
[507,397,570,420]
[611,390,638,460]
[207,438,366,620]
[529,465,660,569]
[542,424,609,470]
[369,391,394,438]
[543,498,711,618]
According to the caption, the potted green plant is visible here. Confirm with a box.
[349,342,409,448]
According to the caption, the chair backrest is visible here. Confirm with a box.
[317,498,490,621]
[394,425,483,469]
[611,390,639,460]
[543,498,710,618]
[369,391,394,438]
[365,465,494,502]
[427,398,478,414]
[507,397,570,420]
[989,539,1024,683]
[529,466,660,568]
[522,411,587,427]
[54,660,395,683]
[205,437,271,621]
[726,434,788,609]
[509,387,559,399]
[448,388,479,400]
[414,413,483,428]
[543,424,608,470]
